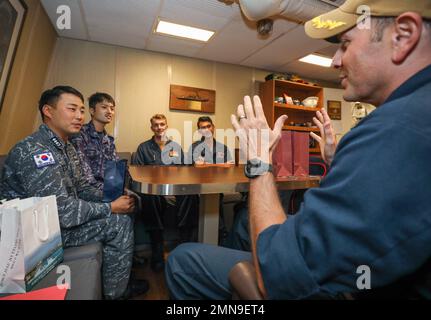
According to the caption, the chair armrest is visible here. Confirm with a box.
[229,261,264,300]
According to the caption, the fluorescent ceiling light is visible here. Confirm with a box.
[299,54,332,68]
[155,20,215,42]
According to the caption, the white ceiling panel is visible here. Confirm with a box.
[87,27,148,50]
[165,0,239,19]
[159,1,231,31]
[146,34,204,58]
[197,17,297,65]
[81,0,160,47]
[41,0,88,40]
[241,24,329,70]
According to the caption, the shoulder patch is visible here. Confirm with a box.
[33,152,56,168]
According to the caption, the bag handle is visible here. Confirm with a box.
[33,204,50,242]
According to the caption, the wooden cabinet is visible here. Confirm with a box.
[260,79,323,153]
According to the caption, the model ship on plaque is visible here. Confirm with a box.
[170,85,215,113]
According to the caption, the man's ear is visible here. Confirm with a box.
[391,12,422,64]
[89,107,95,116]
[42,105,53,120]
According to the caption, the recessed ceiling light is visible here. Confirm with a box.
[299,54,333,68]
[155,20,215,42]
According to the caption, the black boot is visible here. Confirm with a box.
[149,230,165,272]
[121,279,150,300]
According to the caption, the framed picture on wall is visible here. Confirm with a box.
[0,0,27,112]
[327,100,342,120]
[169,85,215,113]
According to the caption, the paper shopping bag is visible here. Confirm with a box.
[103,159,127,202]
[0,196,63,294]
[292,132,309,176]
[272,131,293,177]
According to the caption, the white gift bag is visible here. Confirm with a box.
[0,196,63,294]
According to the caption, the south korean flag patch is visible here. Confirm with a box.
[33,152,56,168]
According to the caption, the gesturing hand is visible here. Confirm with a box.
[310,108,337,166]
[231,96,288,163]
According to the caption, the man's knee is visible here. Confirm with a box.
[166,243,211,299]
[108,213,133,229]
[104,214,134,244]
[167,243,198,269]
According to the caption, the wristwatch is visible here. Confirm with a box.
[244,158,273,179]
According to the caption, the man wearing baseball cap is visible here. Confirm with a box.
[165,0,431,299]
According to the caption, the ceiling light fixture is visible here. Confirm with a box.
[299,54,333,68]
[155,20,215,42]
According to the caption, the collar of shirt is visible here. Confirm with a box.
[39,124,67,150]
[84,121,114,144]
[150,136,172,149]
[385,64,431,104]
[200,136,216,144]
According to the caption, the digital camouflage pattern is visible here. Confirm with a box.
[0,124,133,299]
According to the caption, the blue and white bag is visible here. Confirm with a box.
[0,196,63,294]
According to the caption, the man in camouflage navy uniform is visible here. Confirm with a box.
[70,92,118,191]
[0,86,145,299]
[70,91,147,267]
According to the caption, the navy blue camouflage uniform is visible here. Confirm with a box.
[70,121,119,191]
[0,124,133,299]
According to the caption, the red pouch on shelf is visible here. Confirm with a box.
[272,131,293,177]
[292,132,309,176]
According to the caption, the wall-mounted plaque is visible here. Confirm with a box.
[327,100,342,120]
[170,85,215,113]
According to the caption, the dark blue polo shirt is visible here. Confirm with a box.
[187,138,232,164]
[133,137,184,165]
[257,64,431,299]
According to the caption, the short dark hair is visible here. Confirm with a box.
[371,17,431,43]
[371,17,395,42]
[38,86,84,121]
[88,92,115,109]
[197,116,213,128]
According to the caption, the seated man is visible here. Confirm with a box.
[0,86,143,300]
[187,116,234,243]
[132,114,198,272]
[70,92,150,272]
[187,116,233,165]
[165,1,431,299]
[70,92,119,191]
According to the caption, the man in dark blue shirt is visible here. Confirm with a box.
[187,116,233,165]
[165,0,431,299]
[133,114,198,272]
